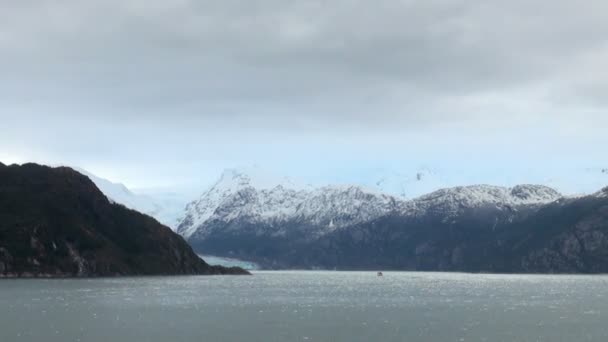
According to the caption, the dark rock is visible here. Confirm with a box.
[0,163,249,277]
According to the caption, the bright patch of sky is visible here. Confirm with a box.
[1,0,606,194]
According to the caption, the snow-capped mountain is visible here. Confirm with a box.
[178,169,563,251]
[366,166,608,200]
[75,168,159,212]
[411,184,562,216]
[595,186,608,198]
[75,168,187,229]
[178,168,578,270]
[65,164,608,272]
[177,169,300,238]
[177,169,399,239]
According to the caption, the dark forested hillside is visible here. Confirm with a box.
[0,163,248,277]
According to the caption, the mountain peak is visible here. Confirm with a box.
[179,165,568,242]
[177,175,402,240]
[414,184,562,211]
[212,167,305,192]
[509,184,561,201]
[215,168,253,190]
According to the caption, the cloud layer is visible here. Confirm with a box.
[1,0,607,186]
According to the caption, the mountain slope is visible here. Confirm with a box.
[178,169,400,242]
[0,163,248,277]
[492,192,608,273]
[179,169,577,271]
[74,168,186,229]
[177,168,309,238]
[276,190,608,273]
[187,185,608,273]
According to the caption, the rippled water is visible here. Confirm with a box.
[1,271,608,341]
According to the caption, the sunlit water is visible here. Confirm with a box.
[1,271,608,341]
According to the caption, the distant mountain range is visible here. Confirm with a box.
[78,165,608,229]
[73,165,608,273]
[173,169,607,273]
[73,168,190,229]
[177,169,401,239]
[364,166,608,199]
[0,163,247,277]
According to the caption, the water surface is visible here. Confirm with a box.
[1,271,607,341]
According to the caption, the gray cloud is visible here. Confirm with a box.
[3,1,607,112]
[1,0,607,186]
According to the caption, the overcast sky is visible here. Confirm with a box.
[1,0,607,189]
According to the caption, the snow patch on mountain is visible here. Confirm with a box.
[177,169,400,239]
[178,169,563,241]
[75,168,159,213]
[176,169,295,238]
[595,186,608,198]
[411,184,562,217]
[367,166,608,200]
[74,168,186,229]
[415,184,561,207]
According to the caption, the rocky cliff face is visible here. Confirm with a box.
[494,195,608,273]
[0,163,248,277]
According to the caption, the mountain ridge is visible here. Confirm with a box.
[69,165,607,234]
[0,163,248,277]
[69,167,189,230]
[177,169,604,272]
[178,169,563,243]
[185,185,608,273]
[177,171,405,240]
